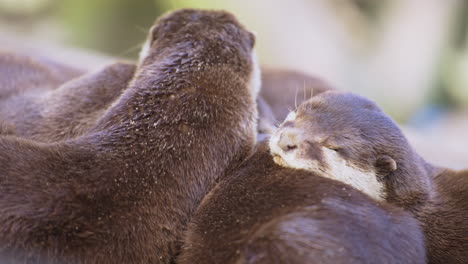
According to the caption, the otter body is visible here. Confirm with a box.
[0,9,258,263]
[270,91,468,263]
[417,169,468,263]
[0,51,87,137]
[0,62,136,141]
[178,142,426,264]
[0,50,84,102]
[0,56,324,142]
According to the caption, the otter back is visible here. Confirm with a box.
[178,143,426,264]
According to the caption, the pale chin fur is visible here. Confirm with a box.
[319,148,386,201]
[284,111,296,122]
[269,111,386,201]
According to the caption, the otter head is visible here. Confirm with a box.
[138,9,260,98]
[269,91,426,203]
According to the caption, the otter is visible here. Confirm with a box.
[0,51,87,137]
[0,9,259,264]
[0,50,84,102]
[0,61,136,141]
[270,91,468,263]
[0,57,329,144]
[256,69,333,140]
[177,141,426,264]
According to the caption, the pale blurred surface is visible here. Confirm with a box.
[1,0,467,169]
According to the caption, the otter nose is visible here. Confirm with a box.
[278,130,298,152]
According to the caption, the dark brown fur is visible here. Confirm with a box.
[0,62,136,142]
[0,54,323,142]
[0,9,258,263]
[177,142,426,264]
[0,50,86,137]
[279,91,468,263]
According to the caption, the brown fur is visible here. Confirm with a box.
[0,62,136,142]
[0,53,322,142]
[275,91,468,263]
[177,142,426,264]
[0,9,258,263]
[0,51,86,137]
[260,68,332,122]
[0,50,84,102]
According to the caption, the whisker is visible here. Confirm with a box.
[294,85,299,110]
[311,82,315,97]
[135,25,149,34]
[303,79,306,101]
[117,40,147,57]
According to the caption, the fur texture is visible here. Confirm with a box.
[177,142,426,264]
[0,50,84,102]
[0,9,258,263]
[270,91,468,263]
[0,54,327,143]
[0,62,135,141]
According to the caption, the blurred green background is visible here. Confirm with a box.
[1,0,468,127]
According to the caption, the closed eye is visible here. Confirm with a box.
[325,145,340,152]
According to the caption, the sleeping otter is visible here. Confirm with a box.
[0,9,259,264]
[257,69,333,139]
[270,91,468,263]
[177,142,426,264]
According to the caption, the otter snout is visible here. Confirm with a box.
[277,129,299,152]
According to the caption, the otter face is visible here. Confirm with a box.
[269,92,400,201]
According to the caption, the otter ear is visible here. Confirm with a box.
[375,155,397,177]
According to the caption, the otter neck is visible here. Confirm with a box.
[94,48,218,133]
[386,150,436,213]
[81,44,254,232]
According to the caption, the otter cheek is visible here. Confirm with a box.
[321,148,386,201]
[304,141,324,164]
[278,148,322,171]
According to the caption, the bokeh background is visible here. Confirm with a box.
[1,0,467,167]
